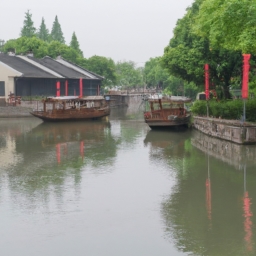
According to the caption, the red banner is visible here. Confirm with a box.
[242,54,251,99]
[65,80,68,96]
[204,64,210,100]
[56,81,60,97]
[79,78,83,98]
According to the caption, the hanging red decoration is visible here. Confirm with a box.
[204,64,210,100]
[79,78,83,98]
[242,54,251,99]
[56,81,60,97]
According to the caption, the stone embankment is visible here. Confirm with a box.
[0,101,39,118]
[193,116,256,144]
[0,106,33,118]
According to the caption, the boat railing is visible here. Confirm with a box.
[145,108,187,120]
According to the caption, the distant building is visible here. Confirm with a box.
[0,53,103,105]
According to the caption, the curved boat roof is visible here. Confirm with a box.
[147,95,191,103]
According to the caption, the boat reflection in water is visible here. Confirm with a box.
[161,129,256,255]
[144,129,191,161]
[16,120,114,166]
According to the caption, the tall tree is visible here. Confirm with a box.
[37,17,49,41]
[193,0,256,54]
[70,32,83,57]
[161,0,242,99]
[50,16,65,44]
[20,10,36,37]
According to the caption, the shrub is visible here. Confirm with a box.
[191,99,256,122]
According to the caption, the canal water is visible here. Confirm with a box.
[0,107,256,256]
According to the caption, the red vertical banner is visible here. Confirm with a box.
[243,191,253,252]
[97,85,100,95]
[80,141,84,159]
[65,80,68,96]
[56,81,60,97]
[56,143,61,164]
[206,178,212,221]
[242,54,251,99]
[79,78,83,98]
[204,64,210,100]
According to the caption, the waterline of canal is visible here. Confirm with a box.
[0,108,255,256]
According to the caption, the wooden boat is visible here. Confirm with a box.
[30,95,110,121]
[143,95,191,129]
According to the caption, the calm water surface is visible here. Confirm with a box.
[0,108,256,256]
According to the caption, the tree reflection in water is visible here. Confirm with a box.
[151,130,256,256]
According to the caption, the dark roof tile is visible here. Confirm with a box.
[0,53,57,78]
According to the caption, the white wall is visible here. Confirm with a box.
[0,62,22,101]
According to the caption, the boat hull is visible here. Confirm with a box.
[145,115,190,129]
[30,107,110,122]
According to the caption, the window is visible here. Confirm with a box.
[0,81,5,96]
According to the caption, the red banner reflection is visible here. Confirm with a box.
[206,178,212,221]
[243,191,253,252]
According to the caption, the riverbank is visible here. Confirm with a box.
[193,116,256,144]
[0,106,33,118]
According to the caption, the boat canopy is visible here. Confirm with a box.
[148,95,191,104]
[45,95,105,102]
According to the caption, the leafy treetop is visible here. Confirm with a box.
[193,0,256,53]
[20,10,36,38]
[50,16,65,44]
[70,32,83,57]
[115,61,143,88]
[37,18,49,42]
[161,0,243,99]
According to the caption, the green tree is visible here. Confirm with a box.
[70,32,83,57]
[115,61,143,88]
[3,39,16,53]
[3,37,48,58]
[37,17,49,41]
[50,16,65,44]
[4,36,81,63]
[193,0,256,54]
[144,57,170,89]
[47,40,79,62]
[85,56,117,87]
[161,0,242,99]
[20,10,36,37]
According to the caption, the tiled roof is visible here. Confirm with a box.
[56,56,104,80]
[0,53,57,78]
[0,54,103,81]
[28,56,99,79]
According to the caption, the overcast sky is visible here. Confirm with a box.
[1,0,194,65]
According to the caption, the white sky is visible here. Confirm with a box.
[1,0,194,66]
